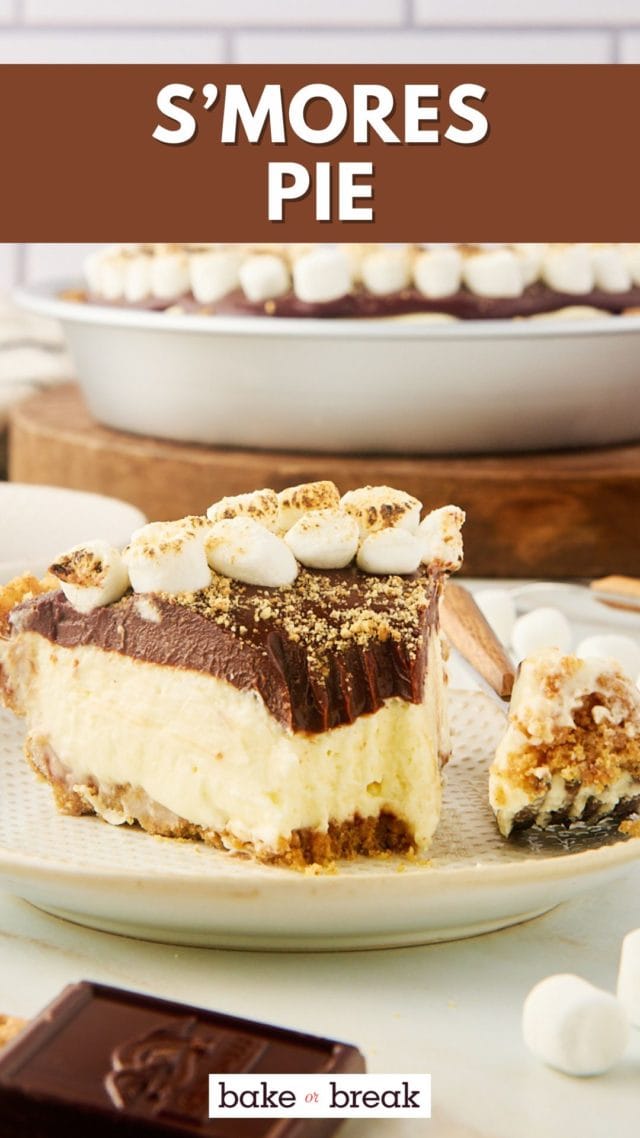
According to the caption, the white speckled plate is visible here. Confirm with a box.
[0,691,638,951]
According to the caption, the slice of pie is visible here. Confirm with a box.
[489,647,640,837]
[0,483,463,867]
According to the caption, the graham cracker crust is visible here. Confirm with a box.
[25,736,415,869]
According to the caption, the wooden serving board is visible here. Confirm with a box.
[8,383,640,578]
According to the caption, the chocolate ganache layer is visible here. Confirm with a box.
[81,282,640,320]
[12,567,442,734]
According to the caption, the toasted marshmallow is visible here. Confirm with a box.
[417,505,465,571]
[285,508,359,569]
[591,245,632,293]
[207,488,279,531]
[575,634,640,680]
[413,248,462,298]
[189,248,242,304]
[360,247,411,296]
[620,243,640,286]
[523,974,629,1077]
[357,528,422,575]
[343,243,377,283]
[124,521,211,594]
[124,252,152,303]
[341,485,422,538]
[542,244,594,295]
[84,248,110,295]
[511,606,572,660]
[292,248,352,304]
[239,254,290,304]
[617,927,640,1028]
[462,249,523,298]
[84,248,127,301]
[512,243,547,286]
[49,540,129,614]
[206,516,298,587]
[150,247,190,300]
[277,481,341,532]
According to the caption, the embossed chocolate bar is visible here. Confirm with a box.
[0,981,365,1136]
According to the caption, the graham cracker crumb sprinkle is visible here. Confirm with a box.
[166,567,437,684]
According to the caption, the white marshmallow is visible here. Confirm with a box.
[277,481,341,533]
[206,516,298,587]
[417,505,465,571]
[620,243,640,286]
[523,973,629,1076]
[617,927,640,1028]
[542,245,594,295]
[591,245,632,293]
[124,521,211,594]
[575,634,640,681]
[239,254,290,303]
[285,508,359,569]
[462,249,523,298]
[124,253,152,303]
[341,485,422,538]
[473,587,516,646]
[292,248,352,304]
[189,248,242,304]
[360,247,411,296]
[357,528,422,576]
[50,540,130,614]
[207,488,279,532]
[84,248,111,295]
[84,248,126,299]
[511,606,572,660]
[150,249,190,300]
[512,243,548,286]
[413,248,462,299]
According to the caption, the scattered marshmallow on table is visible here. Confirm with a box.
[473,587,516,646]
[511,606,572,660]
[206,516,298,588]
[617,928,640,1028]
[575,634,640,681]
[522,973,630,1076]
[49,540,129,614]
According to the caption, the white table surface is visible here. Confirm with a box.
[0,863,638,1138]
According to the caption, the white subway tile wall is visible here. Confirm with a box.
[0,0,632,288]
[233,30,611,64]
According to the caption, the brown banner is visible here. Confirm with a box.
[1,64,639,240]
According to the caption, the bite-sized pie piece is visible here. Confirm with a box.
[77,242,640,321]
[0,483,464,867]
[489,647,640,837]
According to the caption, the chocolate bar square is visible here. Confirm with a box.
[0,981,364,1136]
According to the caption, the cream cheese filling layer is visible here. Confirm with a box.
[4,633,447,854]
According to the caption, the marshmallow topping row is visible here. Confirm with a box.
[49,481,465,612]
[84,243,640,307]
